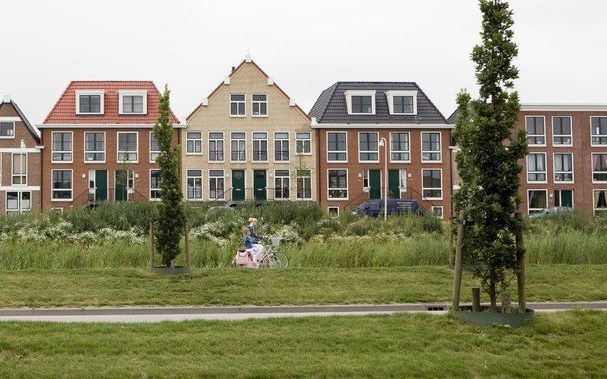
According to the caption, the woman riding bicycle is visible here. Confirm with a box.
[247,218,265,265]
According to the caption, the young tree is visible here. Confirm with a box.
[453,0,528,311]
[153,85,185,267]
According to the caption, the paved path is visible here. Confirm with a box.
[0,302,605,323]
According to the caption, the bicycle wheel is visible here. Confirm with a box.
[268,252,288,269]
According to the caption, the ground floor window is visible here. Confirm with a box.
[51,170,72,200]
[431,206,443,219]
[594,190,607,213]
[209,170,225,200]
[6,191,31,214]
[528,190,547,214]
[274,170,290,199]
[296,170,312,200]
[328,169,348,200]
[327,206,340,216]
[554,189,573,208]
[422,169,442,199]
[186,170,203,200]
[150,170,161,200]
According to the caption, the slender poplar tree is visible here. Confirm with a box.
[153,85,185,267]
[453,0,528,311]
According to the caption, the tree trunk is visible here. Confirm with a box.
[489,276,497,312]
[516,207,527,313]
[451,210,466,312]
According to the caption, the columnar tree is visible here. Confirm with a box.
[453,0,528,311]
[153,86,185,267]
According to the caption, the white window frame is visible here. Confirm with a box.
[274,169,290,200]
[386,90,417,115]
[296,169,312,200]
[296,132,312,155]
[390,132,411,163]
[327,169,349,201]
[431,206,444,219]
[118,90,147,115]
[358,132,379,163]
[553,153,574,184]
[327,206,340,216]
[186,131,203,156]
[230,94,246,117]
[230,132,247,162]
[421,131,442,163]
[591,116,607,147]
[527,189,548,215]
[253,132,268,163]
[552,116,573,147]
[398,169,407,193]
[5,191,31,214]
[186,169,203,201]
[11,153,27,186]
[527,153,547,184]
[208,132,225,163]
[327,131,348,163]
[149,131,160,163]
[51,169,73,202]
[593,189,607,214]
[592,153,607,184]
[76,90,104,115]
[274,132,290,163]
[0,120,15,139]
[117,132,139,163]
[345,90,376,115]
[150,169,161,201]
[422,169,443,200]
[525,116,546,147]
[84,131,106,163]
[114,169,135,201]
[209,169,225,200]
[554,189,574,209]
[51,131,73,163]
[251,94,268,117]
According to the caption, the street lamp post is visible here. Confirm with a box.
[378,137,388,220]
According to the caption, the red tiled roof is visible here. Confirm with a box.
[43,81,180,124]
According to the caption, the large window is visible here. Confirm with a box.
[84,132,105,162]
[592,154,607,182]
[117,132,138,162]
[552,116,572,146]
[186,169,203,200]
[328,169,348,200]
[393,96,414,114]
[296,132,311,155]
[526,116,546,146]
[209,132,224,162]
[296,169,312,200]
[150,170,161,201]
[209,170,225,200]
[0,121,15,138]
[274,170,290,200]
[554,190,573,208]
[52,170,72,200]
[186,132,202,155]
[528,190,547,214]
[422,169,442,199]
[230,94,246,116]
[253,132,268,161]
[421,132,441,162]
[150,132,160,162]
[591,117,607,146]
[527,153,547,183]
[274,132,290,162]
[359,132,379,162]
[252,94,268,116]
[52,132,72,162]
[12,153,27,185]
[554,153,573,183]
[230,132,246,162]
[327,132,347,162]
[594,190,607,213]
[120,93,145,114]
[390,132,410,162]
[6,191,31,214]
[77,93,102,114]
[351,96,372,114]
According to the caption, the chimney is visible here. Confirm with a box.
[231,66,236,72]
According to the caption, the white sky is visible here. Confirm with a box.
[1,0,606,124]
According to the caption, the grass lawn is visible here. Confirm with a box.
[0,311,606,377]
[1,265,605,308]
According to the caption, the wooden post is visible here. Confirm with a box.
[451,210,465,312]
[448,218,454,269]
[149,221,155,269]
[515,207,526,313]
[472,287,481,312]
[502,293,512,313]
[184,219,191,268]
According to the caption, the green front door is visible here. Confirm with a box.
[369,169,381,200]
[115,170,127,201]
[254,170,266,201]
[95,170,107,202]
[388,170,400,199]
[232,170,245,201]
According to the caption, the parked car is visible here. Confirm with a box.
[529,206,573,218]
[352,199,424,217]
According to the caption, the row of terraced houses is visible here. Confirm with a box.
[1,58,606,216]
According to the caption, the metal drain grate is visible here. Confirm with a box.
[426,306,446,312]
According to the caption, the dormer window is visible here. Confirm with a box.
[345,91,376,115]
[386,90,417,115]
[119,91,147,115]
[76,91,104,115]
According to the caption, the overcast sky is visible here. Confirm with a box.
[1,0,606,124]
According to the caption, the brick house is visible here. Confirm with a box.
[309,82,453,217]
[0,96,42,213]
[38,81,181,211]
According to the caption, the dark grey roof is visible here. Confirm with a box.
[0,100,40,142]
[309,82,447,125]
[447,108,459,124]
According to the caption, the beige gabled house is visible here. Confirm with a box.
[184,58,317,203]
